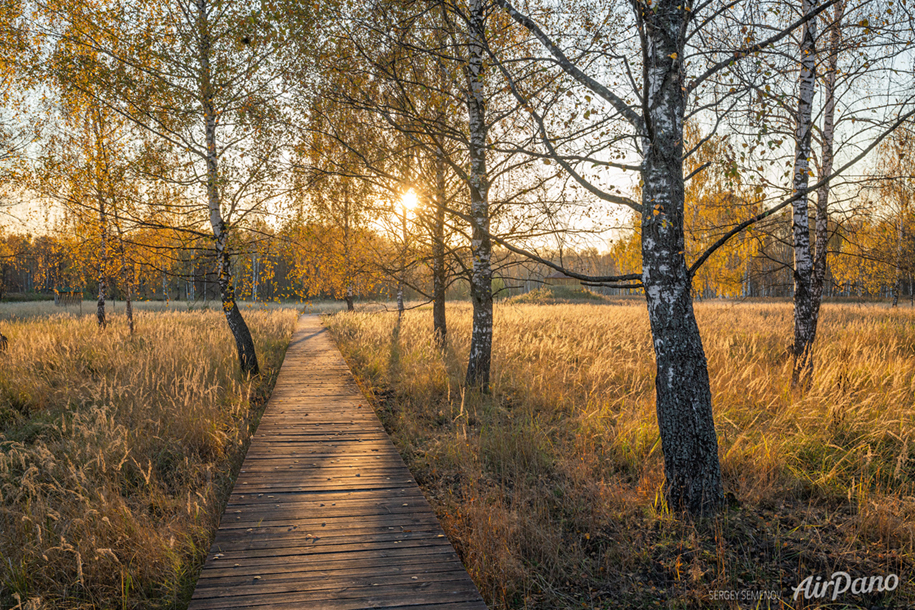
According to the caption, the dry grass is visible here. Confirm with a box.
[325,301,915,609]
[0,307,298,609]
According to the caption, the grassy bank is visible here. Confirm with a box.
[325,301,915,609]
[0,308,298,609]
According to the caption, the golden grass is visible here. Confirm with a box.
[0,307,298,609]
[325,301,915,609]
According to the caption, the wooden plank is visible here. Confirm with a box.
[188,580,483,610]
[196,546,465,578]
[209,531,455,553]
[195,561,467,589]
[211,508,443,528]
[226,487,425,504]
[188,315,486,610]
[192,567,475,598]
[191,571,480,603]
[204,533,455,560]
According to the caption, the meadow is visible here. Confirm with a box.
[0,305,298,609]
[324,299,915,609]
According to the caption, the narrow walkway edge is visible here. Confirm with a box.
[188,315,488,610]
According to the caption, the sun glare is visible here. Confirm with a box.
[400,189,418,211]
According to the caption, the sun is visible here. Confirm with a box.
[400,188,418,211]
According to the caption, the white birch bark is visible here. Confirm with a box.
[196,0,259,375]
[464,0,493,388]
[95,192,108,329]
[397,206,406,318]
[638,1,723,514]
[432,26,448,344]
[811,1,844,328]
[894,214,903,306]
[92,114,108,329]
[251,252,258,303]
[432,146,447,344]
[791,0,819,387]
[344,188,355,312]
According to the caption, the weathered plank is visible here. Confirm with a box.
[188,315,487,610]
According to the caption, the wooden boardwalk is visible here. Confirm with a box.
[188,315,487,610]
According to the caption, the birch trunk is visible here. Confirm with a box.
[344,189,355,312]
[811,2,843,338]
[432,147,447,344]
[197,0,259,376]
[464,0,492,389]
[893,208,904,307]
[125,280,133,334]
[96,193,108,329]
[432,26,449,345]
[640,1,722,515]
[122,254,134,335]
[791,0,819,387]
[114,222,134,334]
[397,207,406,318]
[345,286,355,312]
[251,253,258,303]
[93,113,108,329]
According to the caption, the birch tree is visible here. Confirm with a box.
[809,1,844,333]
[31,39,137,331]
[478,0,915,513]
[876,126,915,305]
[315,0,550,386]
[462,0,493,387]
[722,0,909,385]
[789,0,819,386]
[40,0,299,374]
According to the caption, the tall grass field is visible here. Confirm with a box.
[324,301,915,609]
[0,306,298,609]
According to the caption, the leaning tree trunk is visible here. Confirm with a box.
[197,0,259,376]
[216,236,259,375]
[432,147,448,344]
[640,1,722,515]
[464,0,493,389]
[790,0,818,388]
